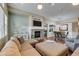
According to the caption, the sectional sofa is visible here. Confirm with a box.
[0,36,79,56]
[0,37,41,56]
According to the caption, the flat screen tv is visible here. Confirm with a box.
[33,20,42,27]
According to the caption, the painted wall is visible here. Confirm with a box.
[9,13,29,39]
[67,23,72,37]
[45,18,73,38]
[72,22,78,32]
[44,19,55,37]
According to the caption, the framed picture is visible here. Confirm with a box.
[49,25,55,32]
[59,24,68,31]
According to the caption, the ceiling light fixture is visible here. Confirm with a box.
[37,4,43,10]
[72,3,79,6]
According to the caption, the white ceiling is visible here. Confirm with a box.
[8,3,79,21]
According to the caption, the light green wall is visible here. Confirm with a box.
[8,13,29,38]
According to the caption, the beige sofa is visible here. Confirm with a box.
[0,37,41,56]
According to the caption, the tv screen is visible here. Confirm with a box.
[33,20,42,27]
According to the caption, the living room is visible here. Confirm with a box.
[0,3,79,56]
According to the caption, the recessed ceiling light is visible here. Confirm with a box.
[37,4,43,10]
[72,3,79,6]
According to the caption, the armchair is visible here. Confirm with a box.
[65,32,79,51]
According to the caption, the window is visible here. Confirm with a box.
[0,6,5,39]
[4,14,8,36]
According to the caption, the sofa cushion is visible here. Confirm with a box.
[0,40,21,56]
[25,39,39,45]
[10,37,21,51]
[21,48,41,56]
[37,38,44,42]
[17,36,25,44]
[21,42,33,51]
[21,42,41,56]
